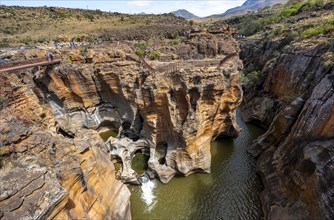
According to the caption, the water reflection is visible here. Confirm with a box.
[128,110,265,219]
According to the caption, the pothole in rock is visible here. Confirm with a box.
[132,150,150,175]
[99,129,118,142]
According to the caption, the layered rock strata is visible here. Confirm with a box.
[241,39,334,219]
[31,27,243,184]
[0,74,131,219]
[0,25,242,218]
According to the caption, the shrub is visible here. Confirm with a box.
[149,50,161,60]
[0,28,16,35]
[172,38,181,45]
[0,95,6,105]
[241,70,262,85]
[135,50,145,58]
[134,41,146,57]
[301,27,323,38]
[240,20,264,36]
[104,35,112,41]
[279,2,304,18]
[84,13,94,22]
[56,11,67,19]
[321,52,334,67]
[80,47,88,56]
[0,38,10,47]
[52,36,60,43]
[134,41,146,50]
[36,37,48,44]
[281,32,297,46]
[20,37,32,45]
[308,0,324,6]
[301,18,334,39]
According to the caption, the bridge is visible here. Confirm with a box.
[0,53,236,74]
[0,55,61,73]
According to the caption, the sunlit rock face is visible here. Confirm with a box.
[30,27,243,184]
[0,74,131,219]
[240,39,334,219]
[0,25,242,219]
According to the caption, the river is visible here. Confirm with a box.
[128,110,265,219]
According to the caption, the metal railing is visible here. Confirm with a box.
[0,55,61,73]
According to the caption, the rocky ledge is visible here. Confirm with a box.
[0,25,242,218]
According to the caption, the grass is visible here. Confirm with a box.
[224,0,334,40]
[0,6,189,46]
[301,17,334,39]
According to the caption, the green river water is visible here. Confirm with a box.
[100,110,265,219]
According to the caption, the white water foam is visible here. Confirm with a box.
[140,176,157,212]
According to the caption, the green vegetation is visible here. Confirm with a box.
[0,38,10,47]
[134,41,147,58]
[0,95,6,105]
[135,50,145,58]
[0,6,189,46]
[278,2,304,18]
[80,47,88,56]
[225,0,334,40]
[35,37,48,44]
[0,146,10,157]
[149,50,161,60]
[172,37,181,45]
[52,36,60,43]
[301,17,334,39]
[0,27,17,35]
[239,18,264,36]
[84,12,95,22]
[20,36,32,45]
[240,70,262,86]
[321,51,334,67]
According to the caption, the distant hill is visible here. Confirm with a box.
[207,0,289,18]
[0,6,190,46]
[171,9,199,19]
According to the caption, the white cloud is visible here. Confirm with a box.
[127,1,152,7]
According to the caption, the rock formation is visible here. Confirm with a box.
[30,27,242,184]
[0,25,242,218]
[0,72,131,219]
[240,38,334,219]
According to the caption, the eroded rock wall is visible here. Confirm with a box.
[0,26,242,219]
[0,73,131,219]
[240,39,334,219]
[30,28,243,184]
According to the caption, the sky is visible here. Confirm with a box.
[1,0,246,17]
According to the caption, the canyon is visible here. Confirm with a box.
[1,1,334,219]
[0,25,243,219]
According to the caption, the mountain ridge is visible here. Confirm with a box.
[171,9,199,19]
[207,0,289,18]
